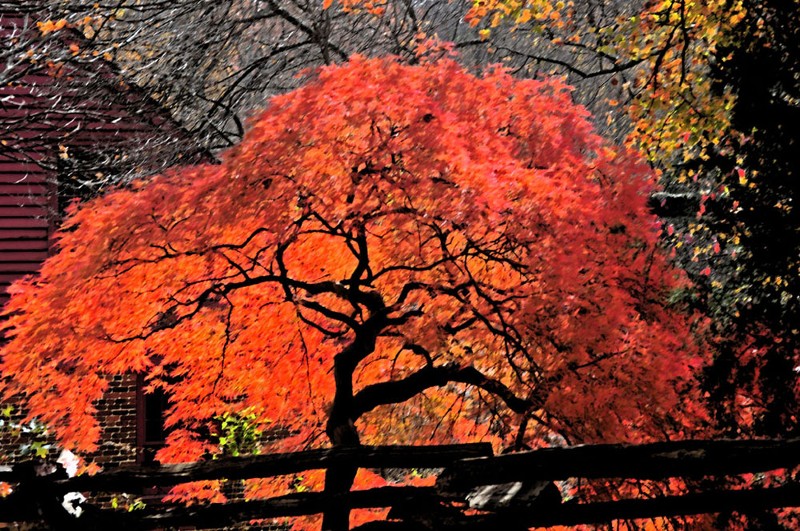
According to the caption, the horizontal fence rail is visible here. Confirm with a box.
[1,442,492,494]
[437,437,800,490]
[1,438,799,530]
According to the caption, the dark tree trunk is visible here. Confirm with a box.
[321,300,388,530]
[322,415,360,530]
[322,353,362,531]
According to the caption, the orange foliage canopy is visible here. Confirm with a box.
[1,57,707,460]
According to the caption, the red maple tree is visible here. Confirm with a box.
[2,56,708,526]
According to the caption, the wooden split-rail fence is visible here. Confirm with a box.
[2,438,800,530]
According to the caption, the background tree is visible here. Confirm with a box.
[1,57,709,529]
[35,0,647,185]
[674,0,800,440]
[462,0,745,157]
[466,0,800,438]
[40,0,477,168]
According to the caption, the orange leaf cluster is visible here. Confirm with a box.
[1,57,707,466]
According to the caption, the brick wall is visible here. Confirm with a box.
[0,373,139,468]
[89,374,139,468]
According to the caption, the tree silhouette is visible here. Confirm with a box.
[1,57,708,529]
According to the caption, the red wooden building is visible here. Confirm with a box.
[1,5,207,468]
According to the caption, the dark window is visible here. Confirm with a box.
[136,376,169,465]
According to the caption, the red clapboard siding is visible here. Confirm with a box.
[0,206,48,216]
[0,177,48,186]
[0,250,49,262]
[0,217,50,229]
[0,229,48,239]
[0,196,47,206]
[0,173,48,184]
[0,240,49,250]
[0,159,50,170]
[0,152,47,163]
[0,184,49,195]
[0,262,43,273]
